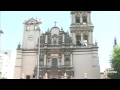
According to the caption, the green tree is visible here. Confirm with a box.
[108,45,120,79]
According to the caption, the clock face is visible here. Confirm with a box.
[28,35,33,40]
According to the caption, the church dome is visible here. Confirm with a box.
[50,26,60,31]
[50,26,60,36]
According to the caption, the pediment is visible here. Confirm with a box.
[24,18,39,24]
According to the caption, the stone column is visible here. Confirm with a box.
[44,54,46,66]
[45,35,48,43]
[51,37,53,44]
[80,14,83,23]
[81,32,83,45]
[88,31,91,46]
[70,52,73,66]
[62,34,64,43]
[89,13,91,24]
[57,58,59,66]
[91,31,93,45]
[49,58,51,66]
[73,14,75,23]
[33,24,35,30]
[71,14,74,24]
[87,13,90,24]
[73,32,76,44]
[62,53,64,66]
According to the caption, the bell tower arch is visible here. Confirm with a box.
[22,18,42,49]
[70,11,94,46]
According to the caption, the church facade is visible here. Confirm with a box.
[14,11,100,79]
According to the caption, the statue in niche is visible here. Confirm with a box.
[69,37,72,43]
[84,73,87,79]
[44,73,48,79]
[53,36,57,44]
[71,76,73,79]
[64,72,67,79]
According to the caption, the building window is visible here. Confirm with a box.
[75,14,80,23]
[76,35,81,46]
[83,35,88,46]
[83,16,87,24]
[35,26,37,30]
[27,26,30,30]
[26,75,30,79]
[52,58,57,66]
[4,52,8,55]
[75,16,80,23]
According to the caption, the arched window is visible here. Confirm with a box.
[35,26,37,30]
[83,16,87,24]
[83,35,88,46]
[76,35,81,46]
[75,14,80,23]
[52,58,57,66]
[27,26,30,30]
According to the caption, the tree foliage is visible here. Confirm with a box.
[108,45,120,79]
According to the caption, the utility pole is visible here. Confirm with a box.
[36,32,41,79]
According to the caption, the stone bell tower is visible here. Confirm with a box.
[70,11,100,79]
[14,18,42,79]
[22,18,42,49]
[70,11,94,46]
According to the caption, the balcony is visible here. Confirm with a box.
[38,65,74,72]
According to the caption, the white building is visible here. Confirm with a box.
[1,50,16,79]
[14,11,100,79]
[0,53,10,79]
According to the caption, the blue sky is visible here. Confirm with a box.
[0,11,120,72]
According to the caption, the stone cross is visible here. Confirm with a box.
[54,21,57,27]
